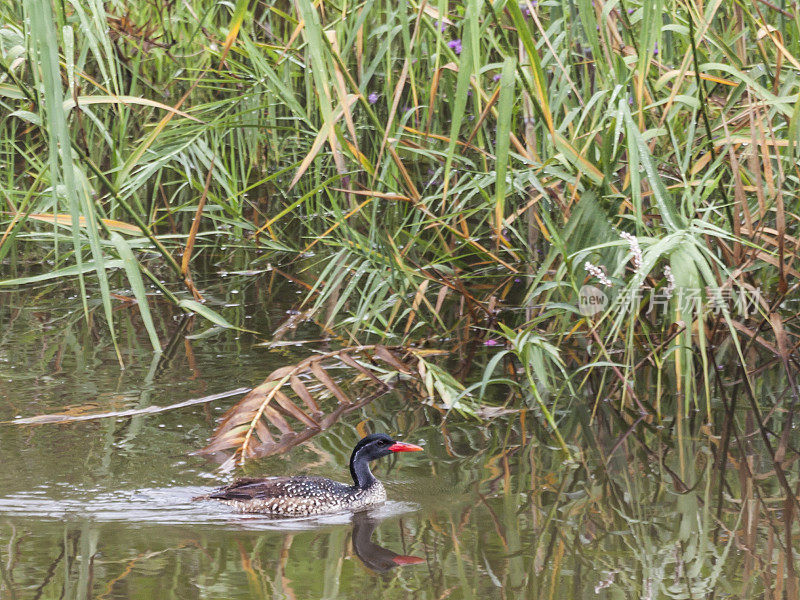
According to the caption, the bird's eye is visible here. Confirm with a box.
[379,439,389,445]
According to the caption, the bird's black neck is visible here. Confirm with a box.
[349,446,378,489]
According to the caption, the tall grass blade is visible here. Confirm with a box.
[23,0,122,364]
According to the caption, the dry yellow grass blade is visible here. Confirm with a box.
[655,70,738,88]
[288,94,358,190]
[219,0,248,64]
[344,139,374,175]
[466,85,500,146]
[554,133,606,187]
[464,69,532,161]
[325,31,360,158]
[63,95,202,121]
[402,126,493,158]
[757,24,800,72]
[425,64,453,135]
[420,4,453,25]
[714,137,793,147]
[404,279,429,336]
[386,144,421,201]
[26,213,142,234]
[330,188,412,202]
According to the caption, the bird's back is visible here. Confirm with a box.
[207,475,385,516]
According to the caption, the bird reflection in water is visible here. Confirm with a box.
[351,512,425,573]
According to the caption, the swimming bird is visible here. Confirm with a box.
[205,433,423,516]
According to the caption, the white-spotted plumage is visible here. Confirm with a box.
[213,475,386,516]
[203,433,420,516]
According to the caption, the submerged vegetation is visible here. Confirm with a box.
[2,0,800,595]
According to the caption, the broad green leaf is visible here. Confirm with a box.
[178,299,237,329]
[111,232,162,353]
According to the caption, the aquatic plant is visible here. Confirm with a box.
[1,0,798,494]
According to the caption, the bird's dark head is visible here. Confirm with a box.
[352,433,424,462]
[349,433,423,488]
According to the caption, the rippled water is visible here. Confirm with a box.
[0,278,793,599]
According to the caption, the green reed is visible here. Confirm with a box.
[1,1,798,436]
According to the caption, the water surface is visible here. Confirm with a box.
[0,280,792,599]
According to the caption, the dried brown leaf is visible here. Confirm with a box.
[290,375,321,415]
[198,345,427,467]
[310,361,351,405]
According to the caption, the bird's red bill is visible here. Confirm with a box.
[393,555,425,565]
[388,442,423,452]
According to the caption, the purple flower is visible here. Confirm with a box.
[368,92,379,104]
[435,20,447,32]
[653,42,658,55]
[493,73,502,82]
[484,339,500,346]
[448,39,462,55]
[628,7,634,14]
